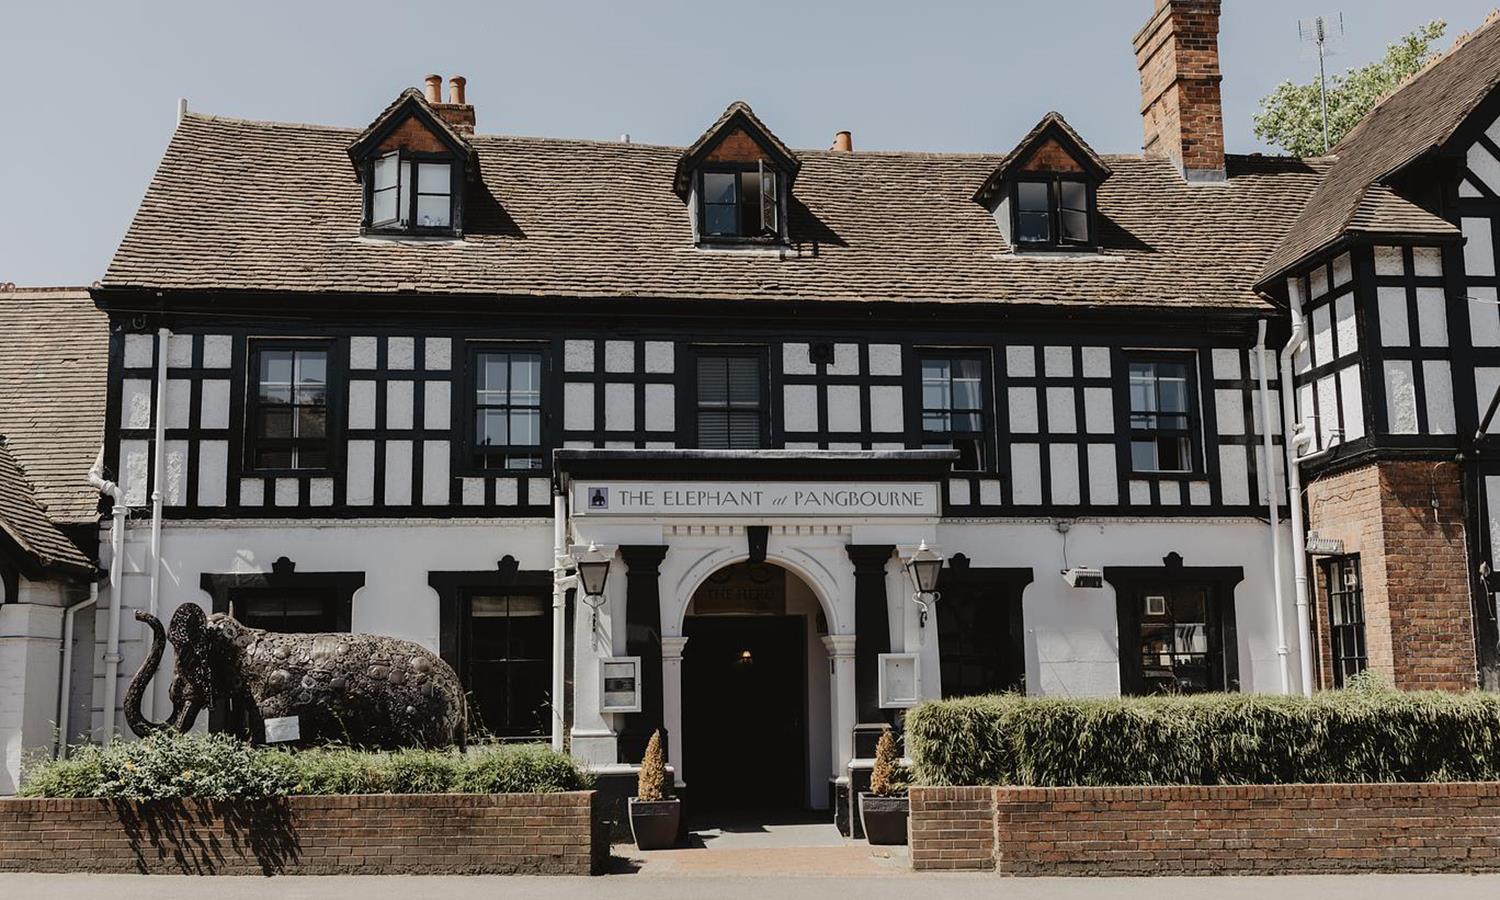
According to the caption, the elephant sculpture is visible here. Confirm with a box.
[125,603,467,750]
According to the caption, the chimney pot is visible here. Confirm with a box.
[831,130,853,152]
[424,74,442,104]
[448,75,467,106]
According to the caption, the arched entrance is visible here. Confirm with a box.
[680,561,832,812]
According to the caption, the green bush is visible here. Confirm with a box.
[21,734,592,799]
[905,690,1500,787]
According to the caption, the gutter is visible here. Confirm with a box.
[86,447,128,743]
[1256,320,1292,694]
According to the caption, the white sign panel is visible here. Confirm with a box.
[573,481,940,518]
[264,715,301,743]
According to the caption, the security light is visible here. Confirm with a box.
[1061,566,1104,589]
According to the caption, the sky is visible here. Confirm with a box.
[3,0,1497,286]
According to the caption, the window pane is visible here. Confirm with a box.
[952,376,983,411]
[480,353,509,397]
[256,448,293,469]
[703,172,737,205]
[1016,181,1049,212]
[704,204,738,236]
[697,357,728,405]
[922,412,949,433]
[1158,376,1189,413]
[298,448,329,470]
[297,408,327,439]
[399,161,412,224]
[1017,211,1050,243]
[259,408,292,439]
[297,352,327,386]
[1058,180,1087,212]
[739,170,762,235]
[953,438,983,471]
[373,188,398,225]
[725,357,761,405]
[511,355,540,405]
[478,409,508,447]
[374,155,399,190]
[416,194,451,227]
[1131,440,1158,471]
[1061,209,1089,243]
[417,162,450,195]
[510,409,540,446]
[260,351,293,387]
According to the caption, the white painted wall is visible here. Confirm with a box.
[1,591,66,794]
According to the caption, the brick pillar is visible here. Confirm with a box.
[1304,461,1477,690]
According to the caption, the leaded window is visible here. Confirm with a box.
[919,355,988,471]
[695,352,765,449]
[474,350,543,470]
[249,345,330,471]
[1128,356,1200,474]
[1323,555,1368,687]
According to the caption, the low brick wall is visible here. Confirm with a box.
[910,783,1500,875]
[0,791,607,875]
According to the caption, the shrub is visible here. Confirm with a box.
[636,729,666,801]
[868,729,906,797]
[21,733,591,799]
[905,691,1500,787]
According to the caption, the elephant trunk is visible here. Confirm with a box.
[123,610,181,738]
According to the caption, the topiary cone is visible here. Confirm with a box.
[637,729,666,801]
[870,729,898,797]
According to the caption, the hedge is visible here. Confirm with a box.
[905,688,1500,786]
[19,732,594,799]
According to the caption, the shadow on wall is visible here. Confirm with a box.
[110,798,300,875]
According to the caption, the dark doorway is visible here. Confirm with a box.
[682,615,806,812]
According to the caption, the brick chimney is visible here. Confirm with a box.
[430,74,475,135]
[1133,0,1225,181]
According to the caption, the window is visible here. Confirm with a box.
[695,352,766,449]
[1112,569,1240,696]
[1012,176,1092,248]
[473,350,543,470]
[1128,356,1200,474]
[698,163,780,241]
[368,152,454,233]
[919,355,988,470]
[935,570,1027,697]
[1322,555,1368,687]
[231,592,341,634]
[249,345,330,471]
[467,591,552,738]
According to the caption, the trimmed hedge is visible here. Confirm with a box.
[20,732,594,799]
[905,689,1500,786]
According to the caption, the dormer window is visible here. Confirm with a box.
[700,163,779,240]
[368,153,454,233]
[1014,176,1092,247]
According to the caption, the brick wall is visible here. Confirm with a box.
[1306,460,1476,691]
[912,783,1500,875]
[908,786,995,871]
[0,791,607,876]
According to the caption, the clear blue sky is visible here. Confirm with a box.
[3,0,1495,286]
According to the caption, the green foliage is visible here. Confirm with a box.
[905,690,1500,787]
[21,733,591,799]
[636,729,666,801]
[869,729,907,797]
[1254,21,1447,156]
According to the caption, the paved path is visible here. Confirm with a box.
[5,873,1500,898]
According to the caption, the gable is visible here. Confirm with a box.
[704,126,781,165]
[378,116,453,155]
[1017,138,1087,174]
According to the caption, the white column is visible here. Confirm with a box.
[660,635,689,788]
[821,634,858,778]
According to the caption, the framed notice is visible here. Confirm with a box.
[878,653,921,709]
[600,656,642,714]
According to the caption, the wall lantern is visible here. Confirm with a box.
[576,542,612,650]
[904,540,944,626]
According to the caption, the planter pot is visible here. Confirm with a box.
[859,793,909,846]
[628,797,681,850]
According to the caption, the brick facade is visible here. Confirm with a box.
[910,783,1500,875]
[0,791,607,876]
[1132,0,1225,176]
[1305,460,1477,690]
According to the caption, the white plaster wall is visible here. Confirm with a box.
[1,597,65,794]
[93,519,554,741]
[934,518,1299,698]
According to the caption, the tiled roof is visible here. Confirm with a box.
[1261,15,1500,282]
[102,112,1328,312]
[0,288,109,526]
[0,439,93,574]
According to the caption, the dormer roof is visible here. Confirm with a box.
[346,87,477,177]
[974,112,1111,203]
[673,101,800,195]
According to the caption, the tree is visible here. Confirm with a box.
[1254,20,1447,157]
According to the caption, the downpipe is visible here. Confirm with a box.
[87,447,128,743]
[1256,320,1291,694]
[1279,315,1316,697]
[551,490,570,752]
[55,584,97,758]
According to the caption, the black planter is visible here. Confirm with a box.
[858,793,909,846]
[628,797,681,850]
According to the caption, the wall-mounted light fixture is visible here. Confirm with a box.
[904,540,944,627]
[576,542,612,650]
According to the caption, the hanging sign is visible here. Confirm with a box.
[573,481,940,518]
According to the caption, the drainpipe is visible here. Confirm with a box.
[144,327,171,721]
[56,584,98,758]
[1256,320,1291,695]
[551,490,569,752]
[87,447,128,743]
[1279,313,1316,697]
